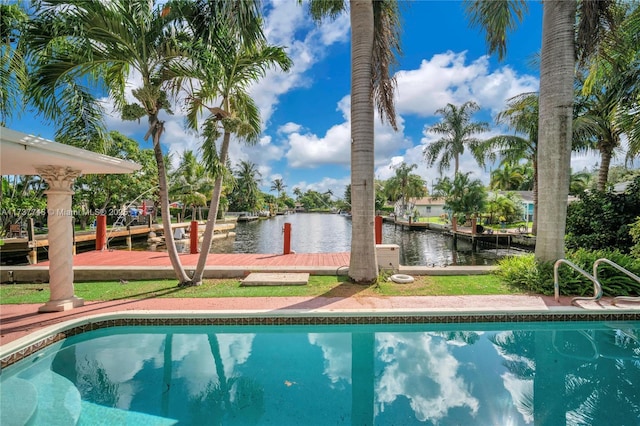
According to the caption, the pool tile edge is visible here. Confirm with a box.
[2,308,640,370]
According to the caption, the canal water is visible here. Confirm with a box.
[205,213,519,267]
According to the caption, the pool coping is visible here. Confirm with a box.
[3,307,640,370]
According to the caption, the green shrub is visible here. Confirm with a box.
[565,177,640,252]
[566,248,640,297]
[631,217,640,259]
[495,250,640,297]
[494,255,555,295]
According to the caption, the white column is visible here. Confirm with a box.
[37,166,84,312]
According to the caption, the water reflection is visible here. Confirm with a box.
[10,322,632,425]
[203,213,516,266]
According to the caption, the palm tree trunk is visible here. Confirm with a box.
[191,131,231,285]
[349,0,378,284]
[534,0,576,263]
[208,334,232,413]
[532,158,538,235]
[150,116,190,284]
[597,148,612,192]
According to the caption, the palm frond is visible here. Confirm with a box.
[372,0,402,131]
[464,0,528,61]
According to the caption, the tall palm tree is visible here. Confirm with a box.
[466,0,617,262]
[576,3,640,190]
[573,84,624,192]
[480,92,539,232]
[182,23,291,285]
[308,0,402,284]
[423,101,489,176]
[534,1,579,262]
[25,0,194,283]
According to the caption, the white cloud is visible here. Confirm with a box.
[253,0,351,127]
[284,95,411,169]
[278,122,303,134]
[294,176,351,198]
[308,333,352,386]
[286,122,351,168]
[375,332,479,422]
[395,51,539,118]
[284,50,539,193]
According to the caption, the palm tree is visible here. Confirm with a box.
[0,2,28,127]
[485,192,522,225]
[423,101,489,176]
[445,172,487,231]
[181,22,291,285]
[569,170,592,196]
[271,178,287,205]
[480,92,539,232]
[292,187,303,201]
[534,1,580,262]
[490,164,525,191]
[583,3,640,157]
[383,162,427,217]
[25,0,194,283]
[575,3,640,191]
[573,85,624,192]
[466,0,617,262]
[169,151,213,220]
[431,176,453,200]
[321,190,334,209]
[308,0,402,284]
[229,161,262,213]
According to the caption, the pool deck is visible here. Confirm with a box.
[1,250,639,350]
[2,291,639,349]
[2,250,495,282]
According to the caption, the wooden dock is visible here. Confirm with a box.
[389,217,535,251]
[0,221,237,265]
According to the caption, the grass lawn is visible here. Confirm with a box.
[0,274,521,304]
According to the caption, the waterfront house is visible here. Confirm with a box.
[397,197,447,219]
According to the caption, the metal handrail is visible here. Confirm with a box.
[593,258,640,306]
[554,259,603,305]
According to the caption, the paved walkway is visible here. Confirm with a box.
[3,293,638,347]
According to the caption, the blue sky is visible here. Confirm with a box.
[8,0,603,199]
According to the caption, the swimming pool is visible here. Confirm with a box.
[2,315,639,425]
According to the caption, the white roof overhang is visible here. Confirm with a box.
[0,126,141,175]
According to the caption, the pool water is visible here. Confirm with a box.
[2,322,639,425]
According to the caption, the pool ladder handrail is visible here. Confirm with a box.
[593,258,640,306]
[554,259,603,305]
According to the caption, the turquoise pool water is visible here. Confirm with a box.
[2,321,639,425]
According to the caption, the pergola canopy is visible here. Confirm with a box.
[0,126,142,312]
[1,126,141,175]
